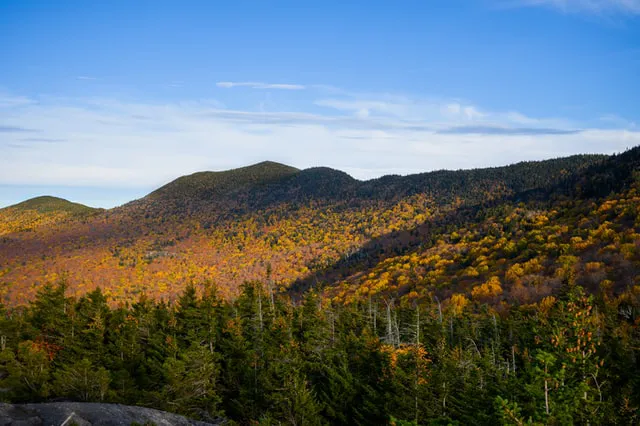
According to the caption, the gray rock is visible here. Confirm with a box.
[0,403,223,426]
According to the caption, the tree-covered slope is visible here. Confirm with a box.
[0,149,627,306]
[147,161,300,202]
[0,196,100,236]
[134,154,606,219]
[300,147,640,305]
[3,196,97,215]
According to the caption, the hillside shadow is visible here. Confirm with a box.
[287,147,640,299]
[287,203,481,299]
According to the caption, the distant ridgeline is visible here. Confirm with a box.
[1,148,640,424]
[0,196,101,236]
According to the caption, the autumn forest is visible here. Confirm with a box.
[1,147,640,424]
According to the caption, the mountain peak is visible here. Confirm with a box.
[148,161,300,201]
[2,196,97,214]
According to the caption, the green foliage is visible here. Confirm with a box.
[495,396,537,425]
[53,358,110,401]
[161,346,222,418]
[147,161,300,203]
[1,281,640,424]
[0,340,51,401]
[268,370,324,425]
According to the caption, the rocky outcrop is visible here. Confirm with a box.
[0,402,223,426]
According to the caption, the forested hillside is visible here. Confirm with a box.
[0,153,606,304]
[0,148,639,424]
[0,196,100,236]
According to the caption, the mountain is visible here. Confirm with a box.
[147,161,300,202]
[0,149,635,306]
[0,196,100,237]
[1,195,97,215]
[132,162,354,217]
[129,154,605,221]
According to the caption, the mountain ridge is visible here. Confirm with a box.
[125,153,608,220]
[146,161,300,201]
[3,154,608,211]
[144,154,609,207]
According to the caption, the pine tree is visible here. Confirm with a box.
[53,358,110,401]
[28,280,73,354]
[162,345,222,420]
[72,288,110,363]
[0,340,51,401]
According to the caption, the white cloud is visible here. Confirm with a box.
[439,103,485,120]
[315,99,411,117]
[505,111,539,124]
[76,76,98,80]
[464,106,484,120]
[216,81,305,90]
[443,103,462,115]
[315,96,567,130]
[510,0,640,14]
[355,109,370,119]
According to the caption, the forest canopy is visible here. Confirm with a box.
[1,280,639,425]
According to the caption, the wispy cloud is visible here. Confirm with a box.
[0,125,39,133]
[441,103,485,120]
[315,99,412,118]
[76,76,98,81]
[315,96,568,131]
[507,0,640,14]
[600,113,637,128]
[315,97,488,123]
[437,125,582,135]
[216,81,306,90]
[0,94,35,108]
[20,137,66,143]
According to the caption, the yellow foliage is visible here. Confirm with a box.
[449,293,470,315]
[471,276,503,301]
[464,266,480,277]
[539,296,556,313]
[505,263,524,282]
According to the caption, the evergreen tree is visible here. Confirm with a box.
[53,358,110,402]
[0,340,51,401]
[162,345,222,420]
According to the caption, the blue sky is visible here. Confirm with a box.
[1,0,639,208]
